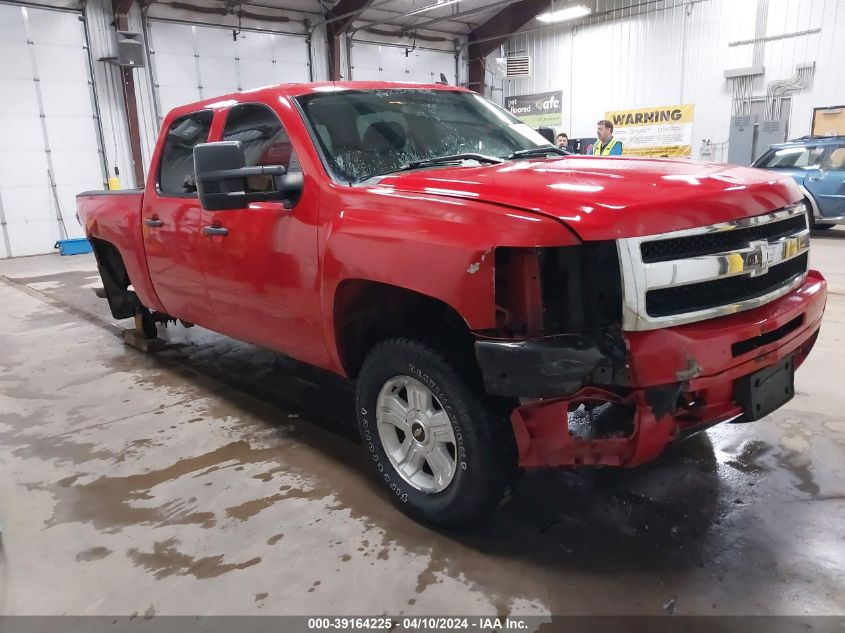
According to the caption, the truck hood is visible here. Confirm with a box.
[372,156,801,241]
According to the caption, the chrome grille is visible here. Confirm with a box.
[640,214,807,263]
[617,203,810,331]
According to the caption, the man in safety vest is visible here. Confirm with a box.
[593,119,623,156]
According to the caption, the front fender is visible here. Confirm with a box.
[318,186,579,373]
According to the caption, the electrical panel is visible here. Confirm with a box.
[755,120,786,161]
[728,115,755,165]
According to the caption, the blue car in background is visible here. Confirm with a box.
[753,135,845,230]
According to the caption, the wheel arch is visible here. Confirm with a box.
[799,185,822,219]
[89,236,144,319]
[332,279,477,380]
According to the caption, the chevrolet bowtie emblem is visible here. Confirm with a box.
[747,240,779,277]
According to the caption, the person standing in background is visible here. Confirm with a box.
[593,120,623,156]
[556,132,569,149]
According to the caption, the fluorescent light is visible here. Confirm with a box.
[536,5,591,23]
[407,0,462,18]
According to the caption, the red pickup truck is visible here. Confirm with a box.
[77,82,826,527]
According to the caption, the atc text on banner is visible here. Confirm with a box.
[505,91,564,127]
[605,104,695,157]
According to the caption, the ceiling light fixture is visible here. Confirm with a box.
[536,4,591,23]
[406,0,462,18]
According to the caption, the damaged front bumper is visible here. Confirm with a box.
[474,270,827,468]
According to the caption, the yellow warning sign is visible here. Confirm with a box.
[605,104,695,157]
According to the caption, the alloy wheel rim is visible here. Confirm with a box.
[376,375,458,493]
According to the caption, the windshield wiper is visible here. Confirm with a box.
[507,146,570,159]
[358,153,504,183]
[405,153,505,169]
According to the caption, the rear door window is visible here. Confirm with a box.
[158,111,213,195]
[222,103,300,193]
[821,145,845,171]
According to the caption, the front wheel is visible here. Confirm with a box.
[806,199,835,231]
[355,338,517,527]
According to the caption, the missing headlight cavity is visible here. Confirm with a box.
[540,242,623,333]
[493,243,622,336]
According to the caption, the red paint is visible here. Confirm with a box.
[625,270,826,388]
[76,190,165,314]
[512,273,825,468]
[76,82,827,470]
[141,195,210,324]
[376,157,802,241]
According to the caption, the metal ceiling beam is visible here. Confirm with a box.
[349,0,468,34]
[111,0,145,186]
[326,0,376,79]
[112,0,135,16]
[401,0,522,34]
[466,0,551,94]
[327,0,376,33]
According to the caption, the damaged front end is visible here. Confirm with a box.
[475,231,826,469]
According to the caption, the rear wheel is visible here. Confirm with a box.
[355,338,517,527]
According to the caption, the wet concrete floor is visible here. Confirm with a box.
[0,230,844,616]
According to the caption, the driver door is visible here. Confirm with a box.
[805,145,845,219]
[199,102,326,367]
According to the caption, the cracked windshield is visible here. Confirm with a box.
[296,89,554,183]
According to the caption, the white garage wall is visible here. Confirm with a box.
[494,0,845,160]
[0,2,106,257]
[3,0,459,259]
[145,19,311,118]
[350,39,459,85]
[107,2,323,179]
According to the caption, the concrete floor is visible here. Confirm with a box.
[1,230,844,617]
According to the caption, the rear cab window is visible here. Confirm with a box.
[158,110,214,196]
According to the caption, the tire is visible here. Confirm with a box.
[806,199,835,231]
[355,338,517,528]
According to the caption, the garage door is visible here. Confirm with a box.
[146,20,311,119]
[0,4,105,258]
[350,42,456,84]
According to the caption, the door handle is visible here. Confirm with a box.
[808,176,824,182]
[144,217,164,228]
[202,225,229,236]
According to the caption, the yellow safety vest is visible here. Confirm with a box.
[593,137,620,156]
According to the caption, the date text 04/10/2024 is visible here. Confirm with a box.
[306,617,529,631]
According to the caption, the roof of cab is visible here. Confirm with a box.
[166,81,468,118]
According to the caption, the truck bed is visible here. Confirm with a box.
[76,188,157,314]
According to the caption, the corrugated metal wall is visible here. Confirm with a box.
[493,0,845,160]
